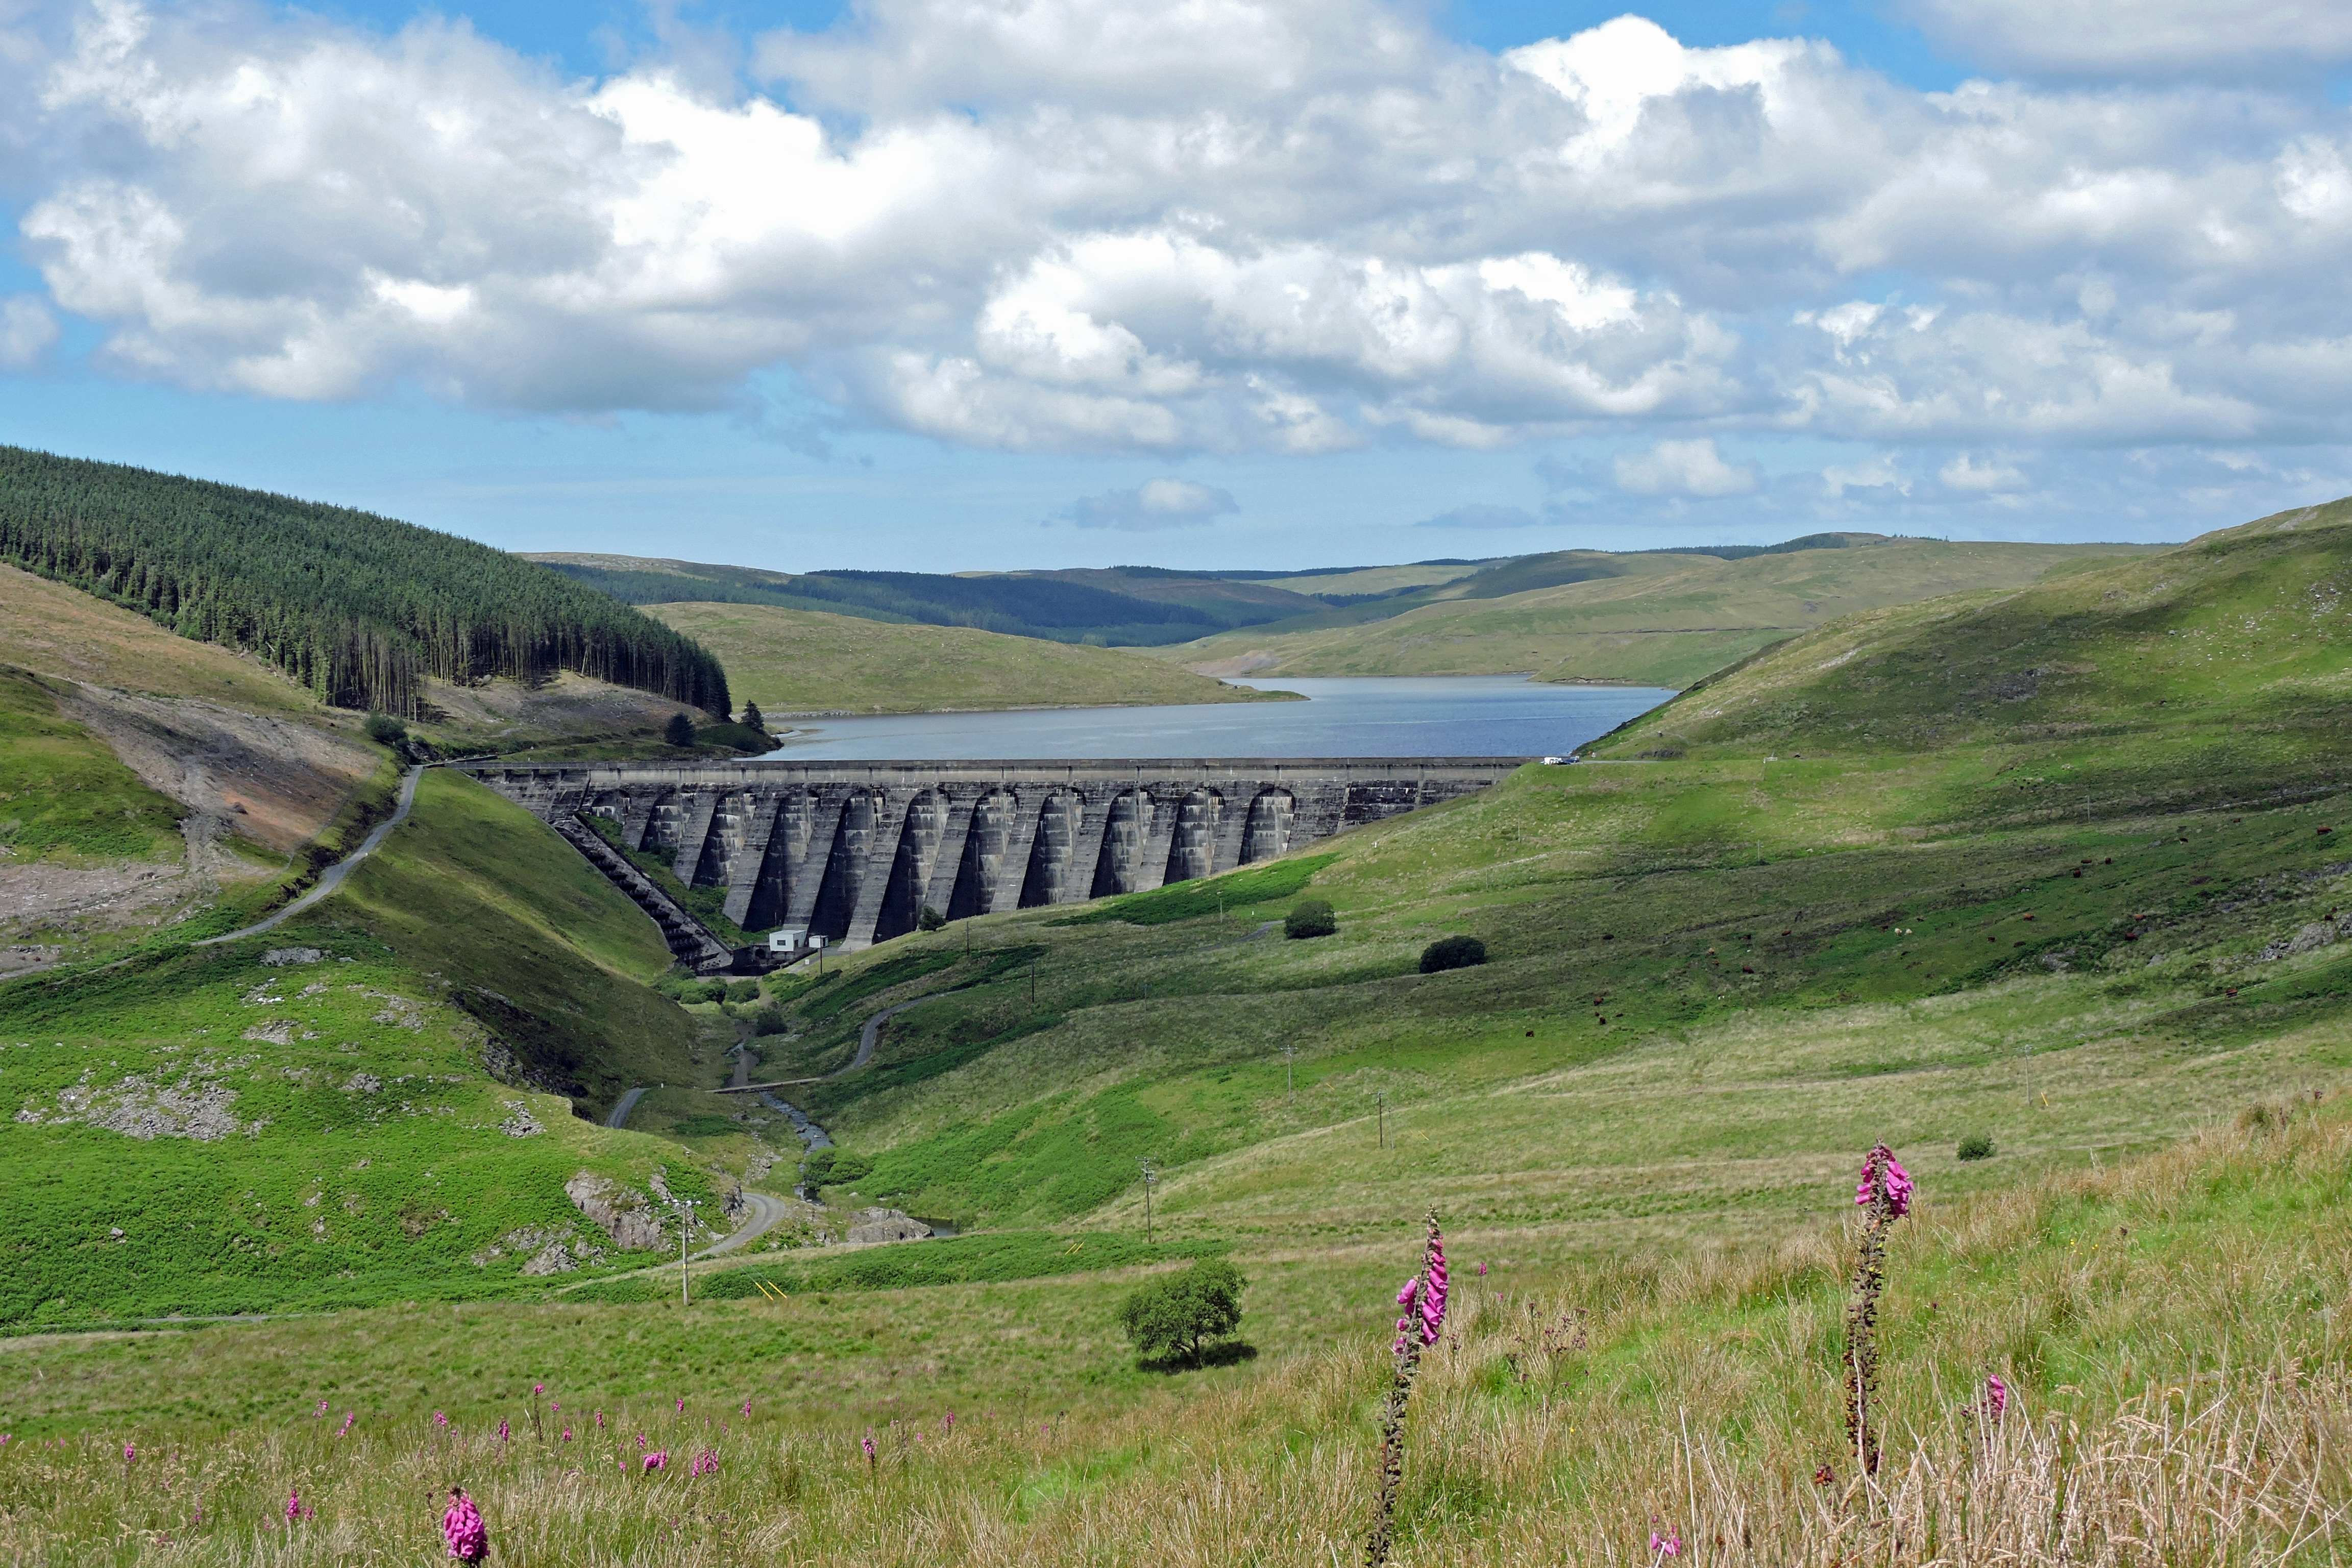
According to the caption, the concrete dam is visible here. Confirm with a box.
[465,757,1521,955]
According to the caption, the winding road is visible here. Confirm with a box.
[604,1087,651,1129]
[195,764,427,947]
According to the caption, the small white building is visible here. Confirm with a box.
[766,927,823,955]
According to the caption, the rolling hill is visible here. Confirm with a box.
[1167,536,2164,687]
[0,447,728,717]
[641,601,1290,717]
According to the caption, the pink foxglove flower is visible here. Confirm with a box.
[284,1488,305,1523]
[862,1432,877,1471]
[1855,1144,1913,1217]
[691,1448,719,1477]
[595,1411,605,1431]
[643,1451,666,1473]
[1984,1375,2008,1419]
[1477,1261,1487,1277]
[314,1399,329,1418]
[124,1443,136,1464]
[1649,1524,1683,1559]
[533,1383,544,1396]
[496,1419,509,1443]
[562,1428,573,1442]
[636,1434,648,1450]
[675,1396,685,1413]
[336,1413,354,1439]
[432,1412,449,1431]
[741,1399,753,1417]
[442,1489,487,1562]
[1419,1234,1448,1345]
[942,1412,954,1433]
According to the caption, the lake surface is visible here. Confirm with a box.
[758,676,1676,760]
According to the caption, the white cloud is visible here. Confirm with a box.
[1613,438,1758,497]
[1061,477,1238,530]
[0,296,58,370]
[3,0,2352,473]
[1939,452,2029,492]
[1899,0,2352,82]
[1414,503,1547,528]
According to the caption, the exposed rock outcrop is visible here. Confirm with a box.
[846,1207,933,1244]
[565,1172,667,1251]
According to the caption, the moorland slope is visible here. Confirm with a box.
[643,601,1287,716]
[1168,536,2162,686]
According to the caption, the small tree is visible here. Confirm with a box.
[1285,899,1337,940]
[740,701,766,732]
[1119,1259,1246,1367]
[1957,1133,1996,1161]
[1419,935,1485,973]
[363,712,407,746]
[664,712,697,747]
[918,904,947,932]
[724,978,762,1004]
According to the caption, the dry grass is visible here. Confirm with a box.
[9,1105,2346,1564]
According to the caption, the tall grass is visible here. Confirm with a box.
[11,1104,2347,1564]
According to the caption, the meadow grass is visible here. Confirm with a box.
[0,667,184,860]
[6,1101,2348,1564]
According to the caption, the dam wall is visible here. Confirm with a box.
[463,757,1521,951]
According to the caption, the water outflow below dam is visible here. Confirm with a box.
[466,756,1520,951]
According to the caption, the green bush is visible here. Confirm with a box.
[751,1006,789,1037]
[1284,899,1336,940]
[663,712,696,747]
[918,904,947,932]
[802,1148,873,1188]
[694,721,772,753]
[1118,1259,1247,1367]
[724,979,762,1004]
[1419,935,1486,973]
[362,712,407,745]
[1957,1133,1997,1161]
[671,1114,741,1139]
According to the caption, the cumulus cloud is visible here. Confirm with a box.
[4,0,2352,476]
[1060,477,1238,530]
[1613,438,1758,498]
[1899,0,2352,82]
[0,296,58,370]
[1940,453,2029,492]
[1414,503,1547,528]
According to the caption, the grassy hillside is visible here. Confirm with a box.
[1588,496,2352,768]
[0,769,712,1325]
[644,601,1290,716]
[1171,538,2162,686]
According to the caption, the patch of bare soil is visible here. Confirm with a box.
[0,852,185,930]
[1186,650,1281,677]
[52,683,377,854]
[424,672,682,741]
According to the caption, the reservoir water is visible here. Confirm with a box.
[760,676,1675,760]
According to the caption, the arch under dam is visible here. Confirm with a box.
[464,757,1522,953]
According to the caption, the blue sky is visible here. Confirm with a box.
[3,0,2349,571]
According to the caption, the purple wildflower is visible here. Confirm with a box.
[1855,1143,1913,1218]
[1477,1261,1488,1277]
[336,1413,354,1439]
[496,1419,509,1443]
[643,1451,666,1473]
[741,1399,752,1417]
[1984,1375,2008,1420]
[691,1448,719,1477]
[862,1431,877,1473]
[943,1412,955,1433]
[675,1396,685,1414]
[314,1399,329,1418]
[595,1410,605,1431]
[124,1442,136,1464]
[285,1488,306,1523]
[636,1433,648,1450]
[432,1412,449,1431]
[1649,1524,1683,1559]
[442,1488,487,1562]
[561,1427,573,1442]
[533,1382,544,1397]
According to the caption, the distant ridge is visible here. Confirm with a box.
[0,447,729,718]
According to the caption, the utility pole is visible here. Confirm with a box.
[1377,1093,1385,1149]
[674,1198,701,1306]
[1140,1160,1156,1243]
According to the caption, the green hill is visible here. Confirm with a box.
[0,447,728,717]
[644,601,1292,716]
[1168,537,2163,686]
[1587,497,2352,771]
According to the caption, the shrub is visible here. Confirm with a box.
[362,712,407,745]
[1119,1259,1247,1367]
[1956,1133,1996,1161]
[694,721,772,753]
[751,1006,789,1037]
[918,904,947,932]
[1285,899,1337,940]
[723,979,762,1004]
[663,712,696,747]
[1419,935,1486,973]
[803,1148,873,1188]
[740,701,765,731]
